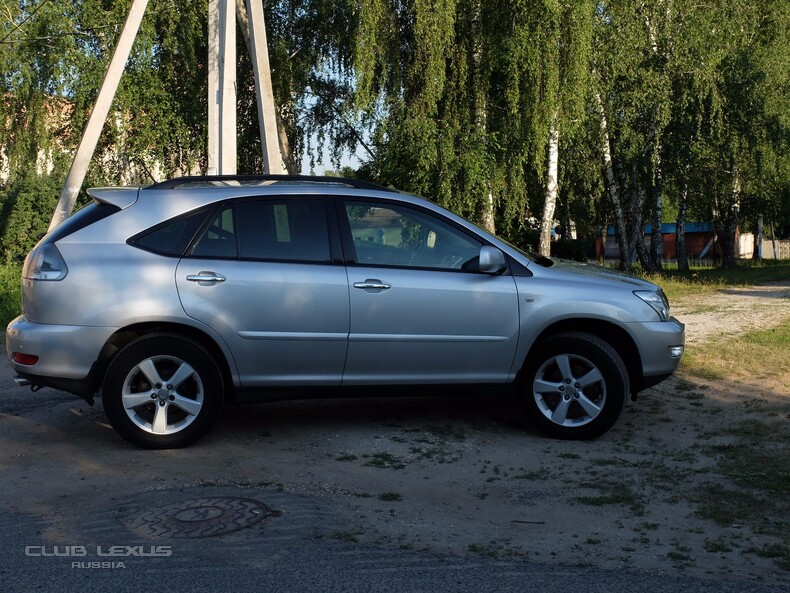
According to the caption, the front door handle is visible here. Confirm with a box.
[353,279,391,290]
[186,271,226,284]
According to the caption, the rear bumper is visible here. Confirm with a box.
[6,315,116,390]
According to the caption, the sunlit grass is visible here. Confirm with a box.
[0,263,22,327]
[638,260,790,301]
[680,319,790,386]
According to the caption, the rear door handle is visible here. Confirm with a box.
[186,272,226,284]
[353,279,391,290]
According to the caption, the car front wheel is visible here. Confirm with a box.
[102,334,224,449]
[522,332,629,440]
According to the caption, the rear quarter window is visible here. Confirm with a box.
[130,208,211,256]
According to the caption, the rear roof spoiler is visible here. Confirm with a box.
[86,187,140,209]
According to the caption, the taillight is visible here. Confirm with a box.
[22,244,68,281]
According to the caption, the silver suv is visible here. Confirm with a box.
[6,175,684,448]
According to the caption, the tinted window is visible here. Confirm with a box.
[236,200,330,262]
[190,206,238,258]
[133,209,209,256]
[44,202,120,245]
[189,199,331,263]
[345,201,482,270]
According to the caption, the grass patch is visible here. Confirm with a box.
[423,424,467,441]
[704,538,733,554]
[0,263,22,326]
[712,422,790,492]
[638,260,790,301]
[467,541,517,558]
[333,529,365,543]
[696,483,771,526]
[744,543,790,570]
[378,491,402,502]
[577,481,644,515]
[513,467,551,480]
[680,318,790,385]
[666,550,693,564]
[363,452,406,470]
[408,445,459,464]
[696,436,790,572]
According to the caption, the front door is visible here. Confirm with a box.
[339,199,520,385]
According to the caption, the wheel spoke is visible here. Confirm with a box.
[152,404,168,434]
[555,355,574,382]
[170,394,202,417]
[534,379,561,394]
[577,393,603,418]
[577,368,603,389]
[167,362,196,390]
[123,392,154,409]
[551,397,572,424]
[137,358,163,387]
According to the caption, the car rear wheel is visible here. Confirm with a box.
[102,334,224,449]
[522,332,628,440]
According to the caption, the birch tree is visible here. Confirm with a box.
[537,1,593,256]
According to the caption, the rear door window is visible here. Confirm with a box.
[188,198,331,263]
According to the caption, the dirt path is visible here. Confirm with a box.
[672,282,790,344]
[1,282,788,587]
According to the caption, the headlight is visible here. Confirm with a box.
[634,290,670,321]
[22,244,68,281]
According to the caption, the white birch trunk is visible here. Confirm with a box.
[755,214,763,260]
[472,0,495,235]
[481,191,495,235]
[539,122,560,256]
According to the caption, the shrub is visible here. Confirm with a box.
[0,172,61,263]
[0,263,22,326]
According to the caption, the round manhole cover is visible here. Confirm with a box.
[123,497,278,538]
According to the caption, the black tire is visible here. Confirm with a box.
[102,334,224,449]
[521,332,629,440]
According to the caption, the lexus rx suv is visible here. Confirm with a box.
[6,175,685,448]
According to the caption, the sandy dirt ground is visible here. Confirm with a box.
[1,282,788,586]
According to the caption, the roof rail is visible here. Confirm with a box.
[147,174,395,192]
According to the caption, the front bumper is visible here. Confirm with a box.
[6,315,117,386]
[631,316,685,387]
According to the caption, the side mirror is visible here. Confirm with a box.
[478,246,506,274]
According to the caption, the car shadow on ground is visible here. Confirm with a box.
[212,390,534,442]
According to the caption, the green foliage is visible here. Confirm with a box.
[351,0,596,235]
[0,0,786,269]
[0,171,62,262]
[0,262,22,326]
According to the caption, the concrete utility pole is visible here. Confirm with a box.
[244,0,285,174]
[51,0,285,230]
[48,0,150,231]
[208,0,237,175]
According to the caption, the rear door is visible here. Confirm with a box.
[339,199,520,385]
[176,197,349,387]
